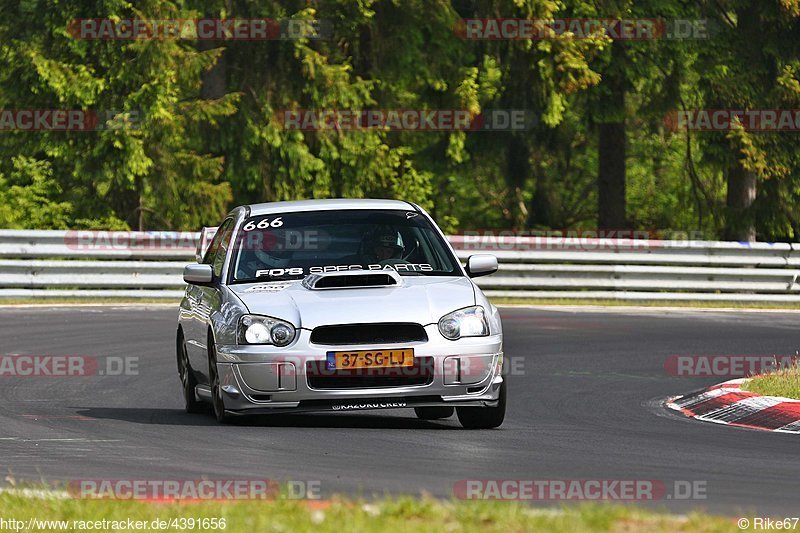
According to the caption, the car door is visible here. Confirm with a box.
[185,217,235,378]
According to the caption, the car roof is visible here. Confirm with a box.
[245,198,417,216]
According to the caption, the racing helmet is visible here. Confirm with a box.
[254,249,290,267]
[365,227,404,259]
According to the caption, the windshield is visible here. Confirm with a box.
[229,209,461,283]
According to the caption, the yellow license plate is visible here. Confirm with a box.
[327,348,415,370]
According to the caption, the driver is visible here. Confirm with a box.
[238,247,291,278]
[366,230,404,263]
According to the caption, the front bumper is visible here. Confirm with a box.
[210,327,503,415]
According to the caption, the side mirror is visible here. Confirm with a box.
[183,264,213,285]
[465,254,498,278]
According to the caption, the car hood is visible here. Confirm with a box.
[228,276,476,328]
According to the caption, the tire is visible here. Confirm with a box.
[177,331,204,414]
[208,335,232,424]
[414,406,454,420]
[456,381,506,429]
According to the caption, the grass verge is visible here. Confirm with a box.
[742,362,800,399]
[491,297,800,310]
[0,492,740,532]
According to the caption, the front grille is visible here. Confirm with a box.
[310,323,428,345]
[306,357,434,389]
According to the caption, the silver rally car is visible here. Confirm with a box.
[177,199,505,428]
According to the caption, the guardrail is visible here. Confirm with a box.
[0,230,798,302]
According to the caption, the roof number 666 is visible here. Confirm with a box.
[243,217,284,231]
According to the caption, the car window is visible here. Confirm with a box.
[229,209,461,283]
[202,220,229,265]
[211,219,236,278]
[201,218,234,279]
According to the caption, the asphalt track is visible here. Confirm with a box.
[0,305,798,515]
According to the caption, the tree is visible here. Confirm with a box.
[694,0,800,241]
[0,0,237,229]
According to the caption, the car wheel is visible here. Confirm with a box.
[208,336,232,424]
[414,406,454,420]
[456,381,506,429]
[177,331,204,414]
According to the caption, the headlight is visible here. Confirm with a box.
[238,315,296,346]
[438,306,489,340]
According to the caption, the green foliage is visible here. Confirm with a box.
[0,490,745,533]
[0,0,797,240]
[0,156,73,228]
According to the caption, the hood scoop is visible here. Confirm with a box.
[302,270,402,290]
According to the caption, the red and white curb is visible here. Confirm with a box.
[666,378,800,434]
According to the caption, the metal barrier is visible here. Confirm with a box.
[0,230,798,302]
